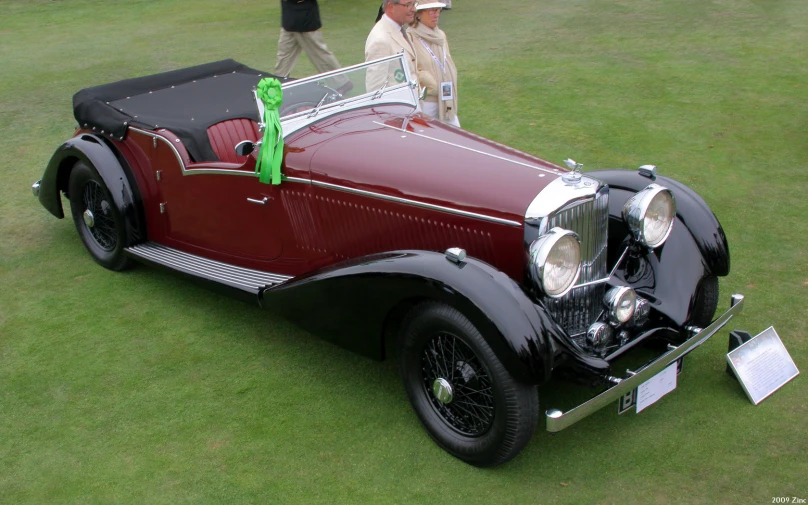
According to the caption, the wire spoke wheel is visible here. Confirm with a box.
[68,161,132,271]
[398,301,538,467]
[82,180,117,251]
[421,332,494,436]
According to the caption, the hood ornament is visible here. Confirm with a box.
[562,158,584,185]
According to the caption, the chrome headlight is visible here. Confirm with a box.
[622,184,676,248]
[604,286,636,324]
[529,227,581,298]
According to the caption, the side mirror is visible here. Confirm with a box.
[235,140,256,156]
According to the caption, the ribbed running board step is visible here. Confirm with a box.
[126,242,292,294]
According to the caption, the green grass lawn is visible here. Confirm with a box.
[1,0,806,503]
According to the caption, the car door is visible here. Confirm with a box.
[157,157,285,263]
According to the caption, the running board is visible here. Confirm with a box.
[125,242,292,294]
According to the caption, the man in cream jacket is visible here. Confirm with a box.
[364,0,417,92]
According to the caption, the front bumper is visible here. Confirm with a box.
[545,293,744,432]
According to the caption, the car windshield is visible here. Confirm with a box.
[272,54,417,123]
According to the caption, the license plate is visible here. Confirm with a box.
[617,358,683,415]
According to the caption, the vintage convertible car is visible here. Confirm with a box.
[33,54,744,466]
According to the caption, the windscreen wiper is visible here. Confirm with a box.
[307,92,331,118]
[372,79,389,100]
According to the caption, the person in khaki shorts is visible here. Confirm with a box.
[274,0,350,92]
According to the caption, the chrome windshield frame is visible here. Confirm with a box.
[272,54,418,138]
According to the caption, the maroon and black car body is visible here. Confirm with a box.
[34,55,744,466]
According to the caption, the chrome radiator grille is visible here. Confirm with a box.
[544,189,609,338]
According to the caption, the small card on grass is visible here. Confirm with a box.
[636,362,678,413]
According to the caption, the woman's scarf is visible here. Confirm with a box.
[410,22,445,46]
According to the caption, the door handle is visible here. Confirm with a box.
[247,197,268,205]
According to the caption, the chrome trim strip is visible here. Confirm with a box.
[129,128,313,182]
[545,294,745,432]
[285,176,310,184]
[131,127,186,172]
[130,127,259,177]
[184,167,256,177]
[373,121,562,176]
[310,180,522,227]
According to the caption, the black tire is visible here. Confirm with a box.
[689,275,719,328]
[68,161,132,271]
[398,302,538,467]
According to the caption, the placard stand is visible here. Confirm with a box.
[726,326,799,405]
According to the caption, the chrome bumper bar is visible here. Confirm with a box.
[545,293,744,432]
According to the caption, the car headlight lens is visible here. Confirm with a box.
[622,184,676,248]
[604,286,636,324]
[529,228,582,298]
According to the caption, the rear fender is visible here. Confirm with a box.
[38,134,146,245]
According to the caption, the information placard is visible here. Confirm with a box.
[726,326,799,405]
[636,362,678,413]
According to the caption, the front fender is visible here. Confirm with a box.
[588,169,730,276]
[260,250,561,384]
[589,169,730,326]
[38,133,145,245]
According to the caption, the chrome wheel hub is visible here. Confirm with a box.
[83,209,95,228]
[432,378,454,404]
[421,333,494,436]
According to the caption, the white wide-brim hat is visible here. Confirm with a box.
[416,2,446,10]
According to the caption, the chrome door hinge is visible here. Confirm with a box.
[153,137,157,149]
[159,203,166,214]
[155,170,162,181]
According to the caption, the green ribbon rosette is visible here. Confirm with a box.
[255,78,284,185]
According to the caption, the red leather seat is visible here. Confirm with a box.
[206,119,260,163]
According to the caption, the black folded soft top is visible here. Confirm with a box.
[72,59,280,162]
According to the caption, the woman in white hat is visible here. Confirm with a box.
[409,2,460,126]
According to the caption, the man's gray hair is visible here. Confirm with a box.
[382,0,398,9]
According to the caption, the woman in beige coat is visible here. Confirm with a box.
[409,2,460,126]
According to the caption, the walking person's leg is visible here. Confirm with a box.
[274,28,303,77]
[298,30,350,89]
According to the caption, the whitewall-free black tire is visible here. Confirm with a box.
[398,301,538,466]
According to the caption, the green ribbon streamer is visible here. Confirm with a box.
[255,78,284,185]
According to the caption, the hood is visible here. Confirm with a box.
[293,105,565,226]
